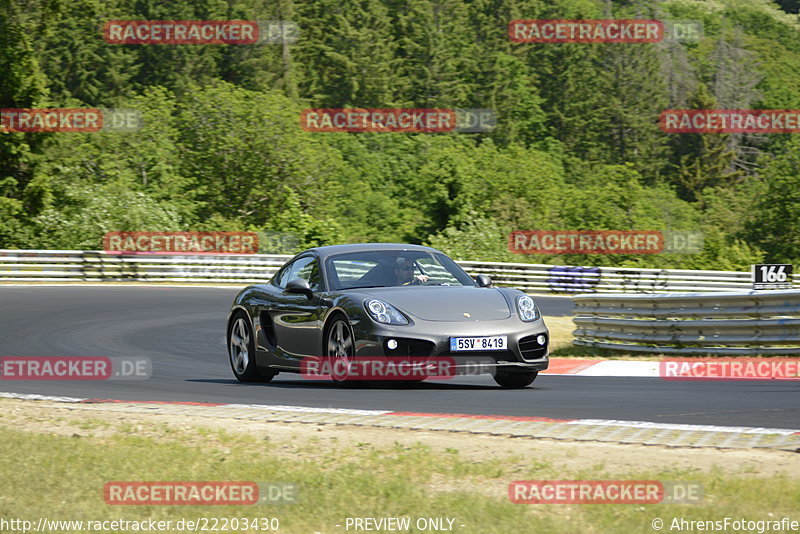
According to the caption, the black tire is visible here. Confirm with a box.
[493,369,538,389]
[324,315,359,386]
[228,311,275,383]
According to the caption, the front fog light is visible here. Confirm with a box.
[537,334,547,346]
[387,339,398,350]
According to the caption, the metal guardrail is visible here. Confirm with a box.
[0,250,293,283]
[572,290,800,354]
[459,261,798,293]
[0,250,797,293]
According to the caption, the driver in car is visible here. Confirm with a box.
[393,257,429,286]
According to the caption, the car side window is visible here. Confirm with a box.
[294,257,321,291]
[273,256,320,291]
[272,258,304,289]
[271,263,292,289]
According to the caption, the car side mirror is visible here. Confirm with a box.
[476,274,492,287]
[286,278,313,298]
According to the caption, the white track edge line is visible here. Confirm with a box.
[2,392,797,434]
[0,392,88,402]
[567,419,799,435]
[219,403,391,416]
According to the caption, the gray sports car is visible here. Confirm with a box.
[227,243,549,388]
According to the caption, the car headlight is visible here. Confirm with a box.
[516,295,540,321]
[365,299,409,325]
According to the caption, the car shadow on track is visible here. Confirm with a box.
[186,378,526,390]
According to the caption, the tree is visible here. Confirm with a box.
[176,82,346,229]
[745,136,800,263]
[669,84,743,203]
[529,41,613,166]
[392,0,481,107]
[33,0,138,106]
[219,0,299,99]
[0,0,50,247]
[600,41,671,182]
[709,28,765,174]
[658,36,698,108]
[295,0,401,107]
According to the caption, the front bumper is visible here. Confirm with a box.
[352,316,549,374]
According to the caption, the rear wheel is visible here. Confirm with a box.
[493,369,538,389]
[228,312,275,383]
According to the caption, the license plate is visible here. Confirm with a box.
[450,335,507,352]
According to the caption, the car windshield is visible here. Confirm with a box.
[325,250,475,290]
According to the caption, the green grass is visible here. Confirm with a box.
[0,422,797,534]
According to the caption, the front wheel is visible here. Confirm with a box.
[325,316,358,386]
[228,312,275,383]
[493,369,538,389]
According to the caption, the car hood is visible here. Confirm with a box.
[358,286,512,321]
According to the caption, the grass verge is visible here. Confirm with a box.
[0,402,798,534]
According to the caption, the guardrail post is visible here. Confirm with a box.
[81,251,89,281]
[120,253,137,280]
[82,251,102,281]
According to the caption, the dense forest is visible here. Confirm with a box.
[2,0,800,269]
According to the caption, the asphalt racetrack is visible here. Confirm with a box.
[0,286,797,430]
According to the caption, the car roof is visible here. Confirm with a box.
[306,243,443,260]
